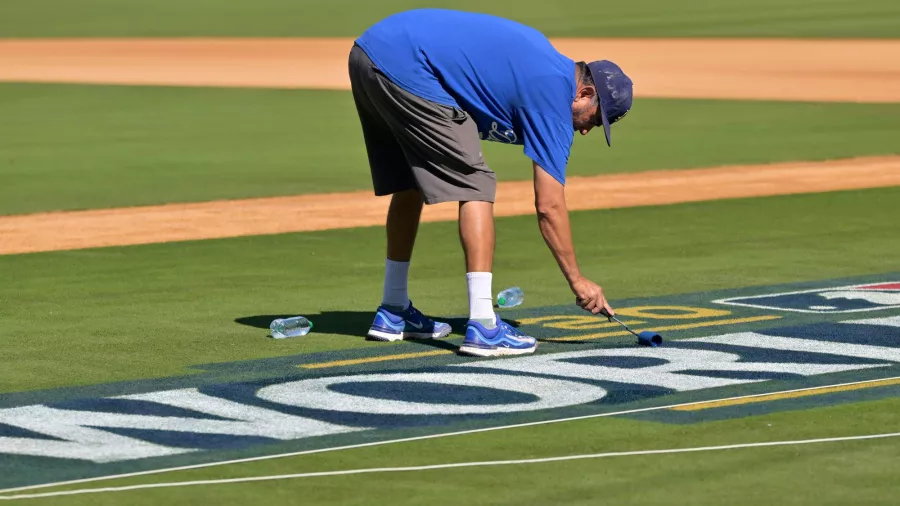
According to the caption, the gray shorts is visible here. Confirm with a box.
[348,45,496,204]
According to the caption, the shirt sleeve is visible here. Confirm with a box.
[514,107,575,185]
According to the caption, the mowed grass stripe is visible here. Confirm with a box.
[6,432,900,500]
[1,0,898,37]
[672,377,900,411]
[3,156,899,255]
[4,85,900,217]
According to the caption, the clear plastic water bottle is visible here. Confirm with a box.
[269,316,313,339]
[496,287,524,308]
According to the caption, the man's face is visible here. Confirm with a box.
[571,87,602,136]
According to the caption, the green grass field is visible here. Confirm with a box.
[2,84,900,215]
[19,398,900,505]
[2,181,898,501]
[2,188,899,393]
[2,0,900,503]
[1,0,899,37]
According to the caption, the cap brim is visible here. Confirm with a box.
[587,62,614,146]
[598,99,612,147]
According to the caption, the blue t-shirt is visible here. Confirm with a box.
[356,9,576,184]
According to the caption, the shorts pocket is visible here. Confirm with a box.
[448,106,468,123]
[449,114,487,170]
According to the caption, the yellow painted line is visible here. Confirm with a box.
[549,315,782,342]
[672,377,900,411]
[299,350,452,369]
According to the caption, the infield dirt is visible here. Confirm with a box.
[2,156,899,255]
[2,38,899,102]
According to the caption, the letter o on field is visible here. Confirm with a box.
[257,373,607,415]
[615,305,730,319]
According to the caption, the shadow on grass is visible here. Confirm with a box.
[235,311,522,352]
[535,338,600,345]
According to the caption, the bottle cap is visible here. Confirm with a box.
[498,297,507,306]
[309,321,314,329]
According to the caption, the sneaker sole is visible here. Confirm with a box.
[367,326,452,342]
[457,343,538,357]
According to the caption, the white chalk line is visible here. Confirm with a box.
[2,432,898,501]
[1,375,899,496]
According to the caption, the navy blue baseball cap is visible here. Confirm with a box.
[587,60,633,146]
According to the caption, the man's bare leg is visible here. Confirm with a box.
[382,189,423,310]
[459,200,496,327]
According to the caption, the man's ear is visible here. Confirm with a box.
[577,85,597,101]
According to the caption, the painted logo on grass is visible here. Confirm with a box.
[715,282,900,313]
[1,317,899,467]
[2,275,900,491]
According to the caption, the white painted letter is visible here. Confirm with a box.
[258,373,606,415]
[0,388,365,462]
[457,346,885,391]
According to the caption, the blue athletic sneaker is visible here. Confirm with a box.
[459,315,537,357]
[367,301,452,342]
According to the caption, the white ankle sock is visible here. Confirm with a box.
[466,272,496,328]
[382,259,410,310]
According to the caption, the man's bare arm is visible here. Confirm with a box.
[533,162,614,315]
[532,162,581,283]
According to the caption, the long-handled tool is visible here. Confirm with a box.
[600,308,662,347]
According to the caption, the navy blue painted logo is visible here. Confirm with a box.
[715,282,900,313]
